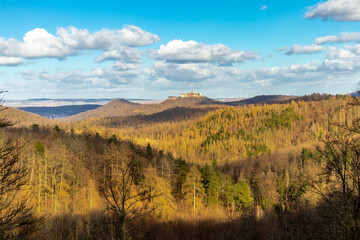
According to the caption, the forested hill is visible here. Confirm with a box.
[62,99,139,121]
[63,96,223,122]
[226,95,295,106]
[103,95,355,165]
[1,106,56,126]
[79,106,221,129]
[3,95,360,239]
[225,93,335,106]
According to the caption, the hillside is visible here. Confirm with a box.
[90,106,220,128]
[101,95,352,165]
[64,96,223,122]
[0,106,56,126]
[3,95,359,240]
[62,98,139,121]
[226,95,296,106]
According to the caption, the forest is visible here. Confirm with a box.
[1,94,360,239]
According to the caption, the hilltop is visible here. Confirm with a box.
[63,96,222,122]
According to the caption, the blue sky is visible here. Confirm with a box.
[1,0,360,99]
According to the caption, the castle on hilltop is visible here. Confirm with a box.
[168,90,202,100]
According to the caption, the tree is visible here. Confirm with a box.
[311,98,360,239]
[146,143,153,159]
[100,151,159,240]
[0,93,35,239]
[182,165,204,216]
[200,163,223,206]
[141,167,176,220]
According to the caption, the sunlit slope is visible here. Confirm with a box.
[112,96,355,164]
[1,106,56,126]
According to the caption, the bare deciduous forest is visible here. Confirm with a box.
[1,94,360,239]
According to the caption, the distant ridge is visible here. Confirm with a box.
[225,95,296,106]
[63,96,223,122]
[348,91,360,97]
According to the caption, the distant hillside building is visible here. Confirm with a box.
[187,90,202,97]
[168,90,203,100]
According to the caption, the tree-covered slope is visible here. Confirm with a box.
[63,97,223,122]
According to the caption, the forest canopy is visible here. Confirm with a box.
[1,94,360,239]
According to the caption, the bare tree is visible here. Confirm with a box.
[311,98,360,239]
[0,91,35,239]
[100,150,159,240]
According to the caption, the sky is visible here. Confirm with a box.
[1,0,360,99]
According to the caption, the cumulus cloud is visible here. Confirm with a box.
[0,25,160,64]
[346,44,360,54]
[260,5,267,10]
[95,47,143,63]
[321,47,360,71]
[279,44,326,55]
[153,61,218,82]
[314,31,360,45]
[56,25,160,49]
[0,56,24,66]
[149,40,259,65]
[0,28,72,59]
[305,0,360,21]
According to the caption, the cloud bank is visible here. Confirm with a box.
[3,24,360,98]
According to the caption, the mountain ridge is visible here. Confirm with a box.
[63,96,223,122]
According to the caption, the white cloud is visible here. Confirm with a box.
[322,47,360,71]
[346,44,360,54]
[0,56,24,66]
[260,5,267,11]
[0,25,160,64]
[56,25,160,49]
[0,28,71,59]
[95,47,143,63]
[279,44,326,55]
[305,0,360,21]
[151,43,360,89]
[314,31,360,45]
[149,40,259,65]
[153,61,217,82]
